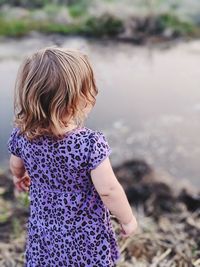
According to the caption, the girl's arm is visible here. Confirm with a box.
[90,157,137,226]
[9,154,26,178]
[9,154,30,192]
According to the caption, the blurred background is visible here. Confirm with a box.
[0,0,200,266]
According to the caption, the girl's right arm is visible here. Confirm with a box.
[9,155,30,192]
[90,157,138,237]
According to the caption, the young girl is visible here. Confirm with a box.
[7,47,137,267]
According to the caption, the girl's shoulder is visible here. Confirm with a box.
[7,126,23,158]
[84,127,110,145]
[7,125,110,144]
[85,127,112,171]
[7,126,112,170]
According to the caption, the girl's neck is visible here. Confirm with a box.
[58,121,79,135]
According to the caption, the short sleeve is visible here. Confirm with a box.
[7,127,22,158]
[88,131,112,171]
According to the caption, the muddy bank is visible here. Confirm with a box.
[0,160,199,266]
[115,160,200,266]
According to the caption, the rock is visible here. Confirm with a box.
[114,159,153,189]
[178,189,200,211]
[126,181,176,217]
[114,159,200,216]
[145,182,176,217]
[126,184,152,204]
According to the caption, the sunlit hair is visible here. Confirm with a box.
[13,46,98,141]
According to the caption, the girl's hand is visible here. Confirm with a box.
[120,216,138,238]
[13,175,31,192]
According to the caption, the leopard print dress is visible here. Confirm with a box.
[7,126,121,267]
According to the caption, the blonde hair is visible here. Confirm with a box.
[14,46,98,141]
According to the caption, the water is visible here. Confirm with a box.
[1,34,200,186]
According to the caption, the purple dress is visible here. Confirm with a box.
[7,126,121,267]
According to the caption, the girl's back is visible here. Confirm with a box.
[8,125,120,266]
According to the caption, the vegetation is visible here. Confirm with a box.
[158,13,195,36]
[0,19,30,37]
[0,0,198,41]
[80,14,124,37]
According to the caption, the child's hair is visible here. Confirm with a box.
[13,46,98,141]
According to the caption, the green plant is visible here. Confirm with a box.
[11,217,23,239]
[39,22,79,34]
[81,14,123,37]
[68,4,85,17]
[158,13,195,35]
[17,191,30,208]
[0,211,11,223]
[68,0,89,17]
[0,18,31,36]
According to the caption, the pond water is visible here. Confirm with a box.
[1,34,200,186]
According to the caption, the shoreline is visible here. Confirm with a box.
[0,3,199,44]
[0,30,195,46]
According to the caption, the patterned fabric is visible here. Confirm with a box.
[7,126,121,267]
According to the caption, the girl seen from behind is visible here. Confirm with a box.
[7,47,138,267]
